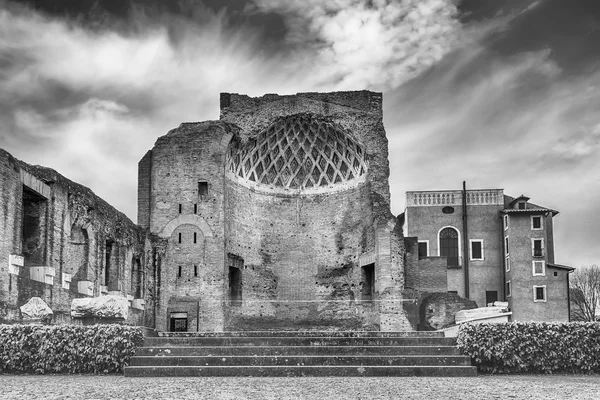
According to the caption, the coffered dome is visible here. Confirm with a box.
[226,114,367,191]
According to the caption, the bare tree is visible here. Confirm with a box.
[570,265,600,321]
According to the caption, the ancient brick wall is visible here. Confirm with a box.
[0,148,157,326]
[223,177,377,330]
[218,91,409,331]
[146,121,235,331]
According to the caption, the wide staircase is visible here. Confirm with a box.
[124,331,476,377]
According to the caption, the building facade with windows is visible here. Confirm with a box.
[404,188,573,322]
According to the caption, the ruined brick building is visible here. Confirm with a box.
[0,91,572,331]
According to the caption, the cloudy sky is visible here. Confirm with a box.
[1,0,599,269]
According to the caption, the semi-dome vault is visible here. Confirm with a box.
[226,114,368,191]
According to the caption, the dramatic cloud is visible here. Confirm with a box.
[385,25,600,267]
[252,0,462,89]
[0,2,306,216]
[0,0,598,269]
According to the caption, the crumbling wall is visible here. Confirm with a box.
[219,91,408,330]
[223,176,375,330]
[0,148,157,327]
[420,292,478,330]
[147,121,234,332]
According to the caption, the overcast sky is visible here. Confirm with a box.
[1,0,599,269]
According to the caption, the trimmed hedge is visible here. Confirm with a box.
[0,324,144,374]
[457,322,600,374]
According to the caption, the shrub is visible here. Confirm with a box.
[457,322,600,374]
[0,324,144,374]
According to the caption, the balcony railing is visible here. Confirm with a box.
[406,189,504,207]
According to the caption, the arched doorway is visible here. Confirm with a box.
[439,227,459,266]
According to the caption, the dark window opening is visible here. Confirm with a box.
[194,265,198,277]
[178,203,182,213]
[361,263,375,301]
[178,265,182,278]
[22,187,47,266]
[418,242,428,259]
[104,240,113,288]
[131,257,143,298]
[518,202,526,209]
[70,225,89,277]
[448,290,458,294]
[228,254,244,305]
[554,271,558,277]
[198,181,208,199]
[486,291,498,305]
[533,239,543,257]
[193,232,197,244]
[535,287,545,301]
[532,216,542,229]
[229,267,242,305]
[506,281,511,297]
[442,206,454,214]
[170,313,188,332]
[178,232,182,244]
[194,203,197,214]
[471,241,482,260]
[440,228,459,267]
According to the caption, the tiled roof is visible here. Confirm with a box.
[500,208,559,216]
[508,194,530,207]
[548,263,575,271]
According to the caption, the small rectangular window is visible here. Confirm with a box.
[504,214,509,230]
[178,266,182,278]
[198,181,208,197]
[505,236,509,255]
[470,240,483,260]
[418,241,428,259]
[532,239,544,257]
[533,285,546,302]
[531,216,542,230]
[178,232,182,243]
[178,203,182,213]
[518,202,526,210]
[194,265,198,277]
[194,203,197,214]
[533,261,545,276]
[506,281,511,298]
[505,256,510,272]
[193,232,197,244]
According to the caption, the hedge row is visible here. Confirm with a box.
[457,322,600,374]
[0,324,144,374]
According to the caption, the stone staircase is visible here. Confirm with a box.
[123,331,476,377]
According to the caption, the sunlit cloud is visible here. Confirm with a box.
[253,0,462,89]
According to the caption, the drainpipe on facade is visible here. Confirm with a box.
[462,181,470,299]
[567,271,571,322]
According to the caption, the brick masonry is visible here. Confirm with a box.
[0,148,162,326]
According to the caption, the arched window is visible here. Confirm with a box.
[439,227,459,266]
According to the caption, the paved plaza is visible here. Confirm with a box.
[1,375,599,400]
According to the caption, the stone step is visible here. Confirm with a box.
[124,365,477,377]
[134,345,461,356]
[129,355,471,367]
[157,331,445,338]
[143,336,456,347]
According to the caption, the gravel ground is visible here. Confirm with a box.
[1,375,599,400]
